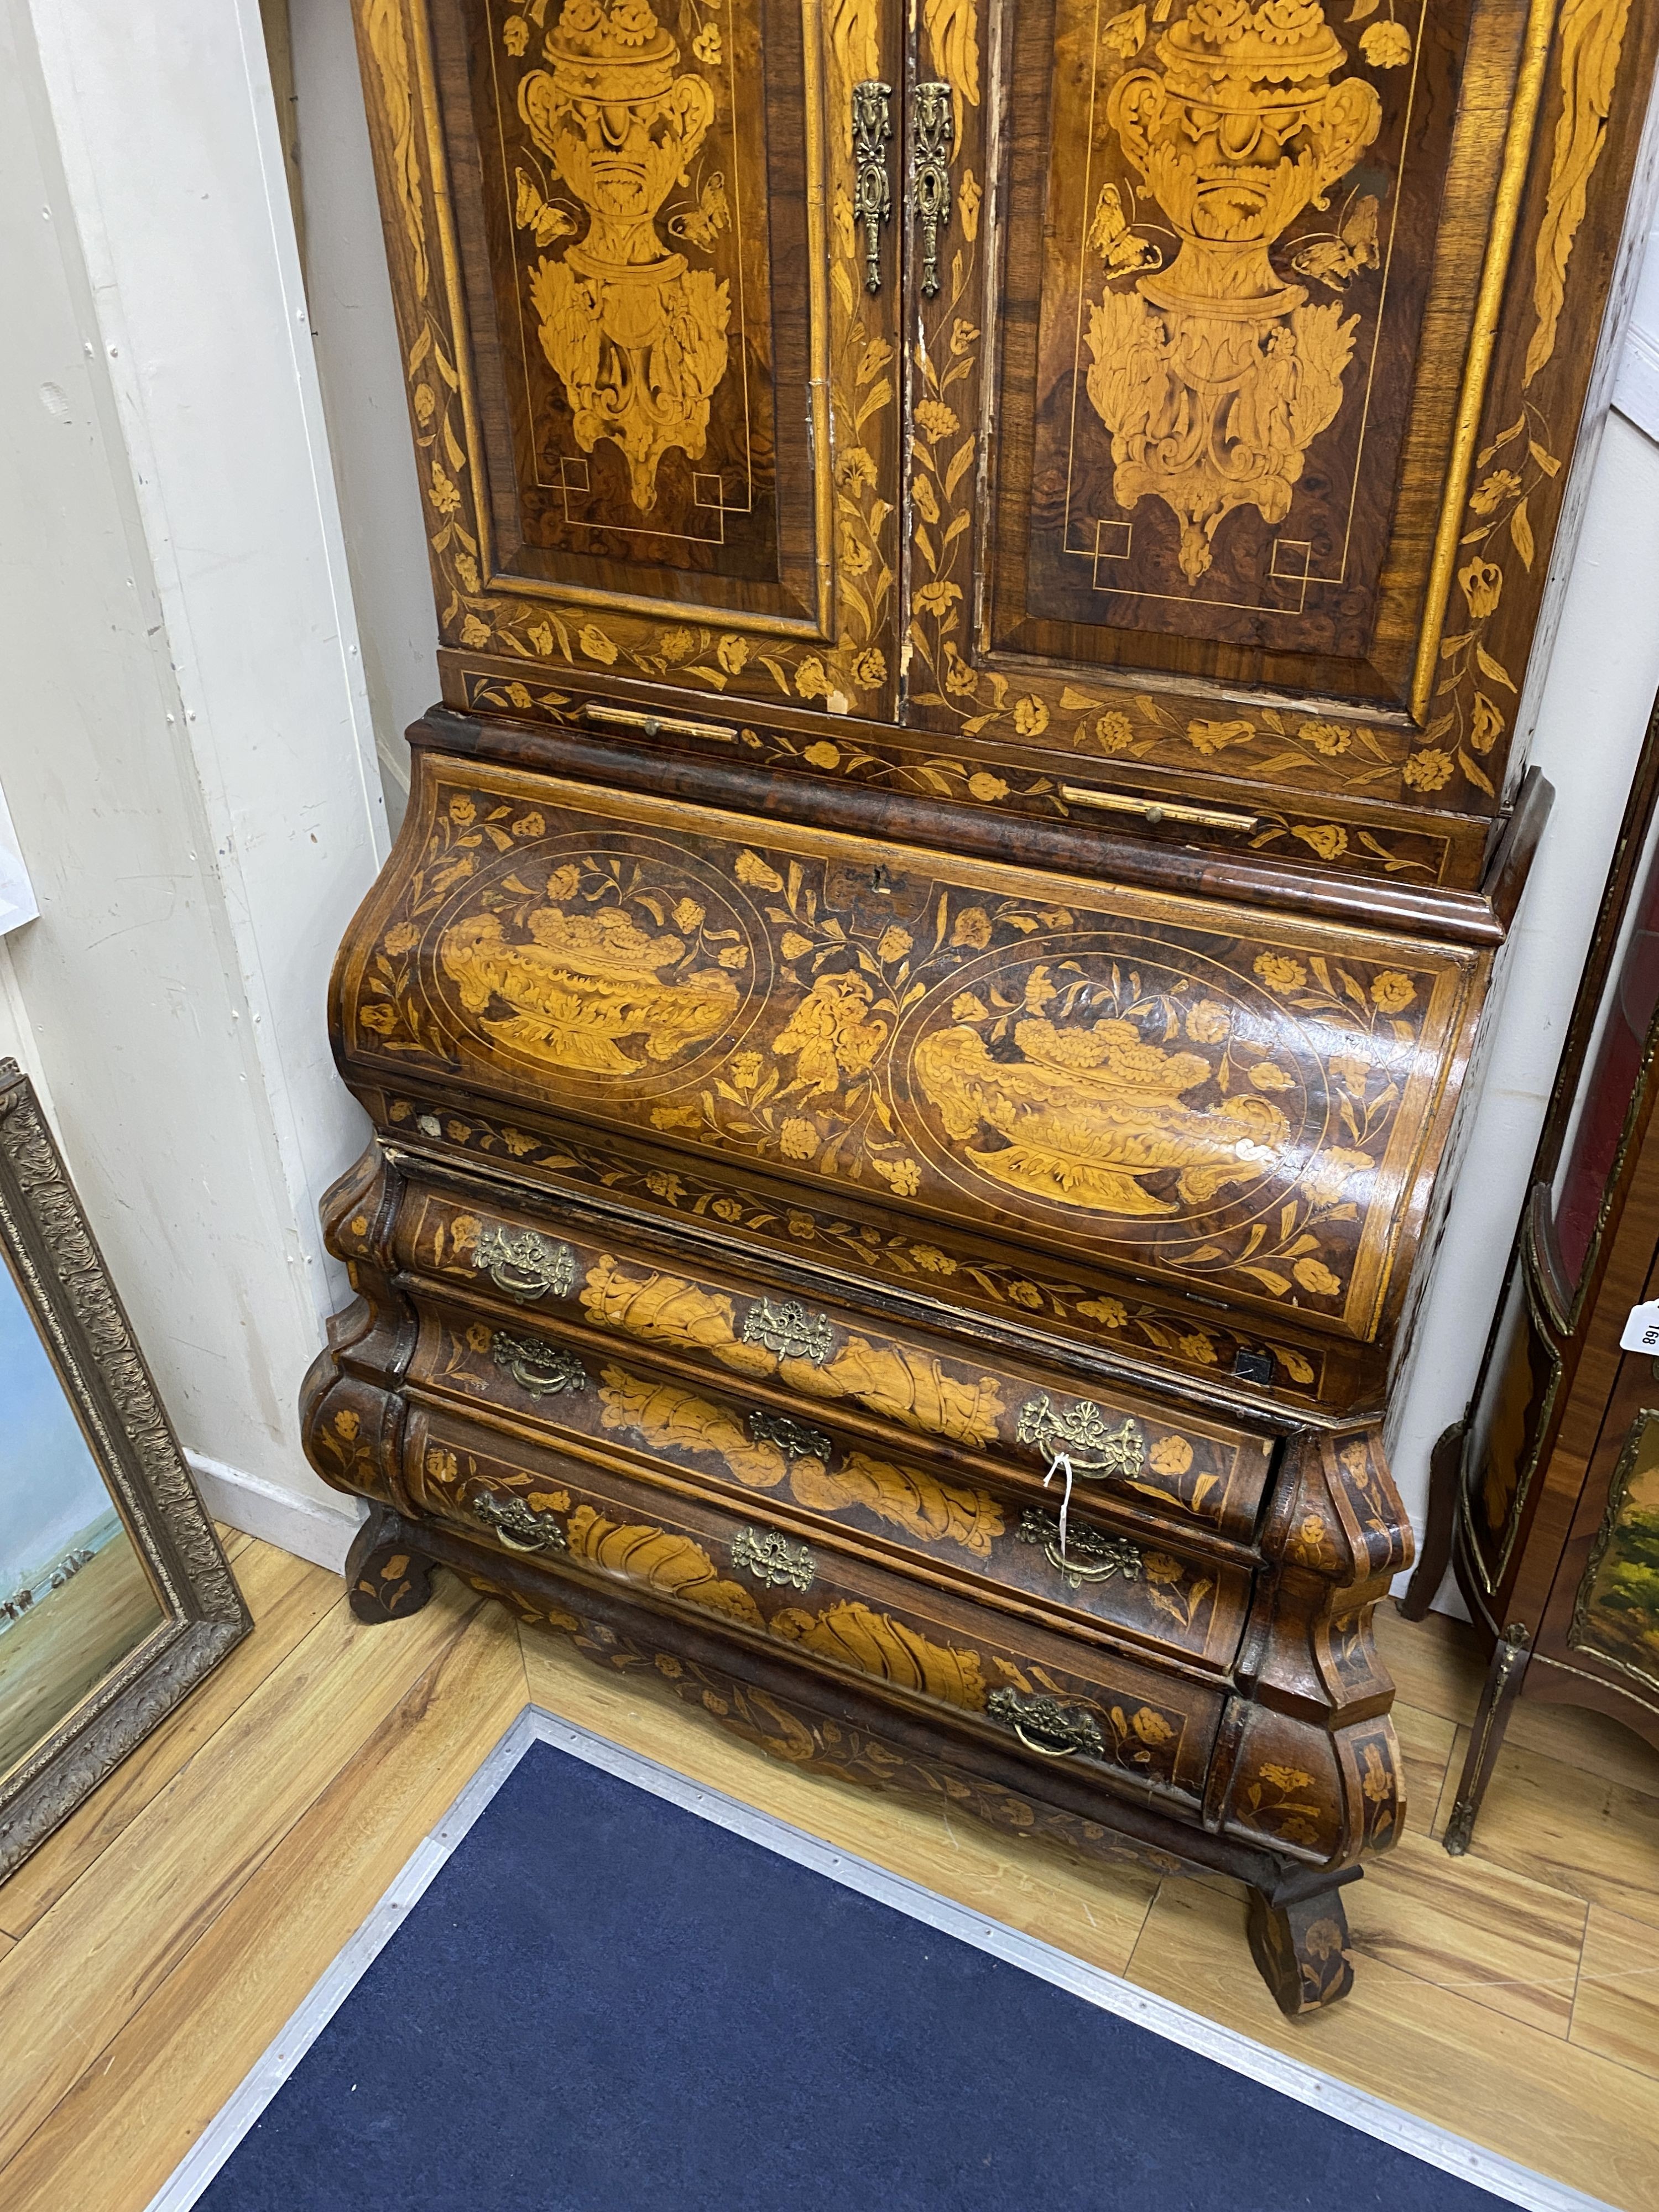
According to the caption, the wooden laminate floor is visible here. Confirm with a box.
[2,1536,1657,2210]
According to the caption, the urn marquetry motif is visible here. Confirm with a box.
[312,0,1657,2013]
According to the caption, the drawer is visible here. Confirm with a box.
[338,761,1482,1345]
[389,1182,1277,1544]
[405,1402,1222,1804]
[402,1285,1253,1679]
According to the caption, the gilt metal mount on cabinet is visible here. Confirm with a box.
[307,0,1658,2016]
[909,80,953,299]
[852,81,894,295]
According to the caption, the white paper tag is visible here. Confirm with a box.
[1620,1300,1659,1353]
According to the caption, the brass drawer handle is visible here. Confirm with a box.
[1016,1397,1149,1564]
[732,1525,817,1592]
[472,1491,568,1554]
[473,1223,576,1304]
[580,702,735,745]
[852,81,894,295]
[1060,785,1259,833]
[987,1687,1105,1761]
[740,1296,834,1365]
[1016,1509,1142,1590]
[1015,1396,1146,1481]
[910,81,953,299]
[491,1332,589,1400]
[748,1409,833,1462]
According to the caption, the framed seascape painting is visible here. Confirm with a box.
[0,1062,248,1880]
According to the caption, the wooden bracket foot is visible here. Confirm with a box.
[1246,1881,1356,2016]
[345,1505,439,1625]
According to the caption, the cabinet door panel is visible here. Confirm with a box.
[999,0,1473,696]
[356,0,905,713]
[459,0,809,600]
[902,0,1656,834]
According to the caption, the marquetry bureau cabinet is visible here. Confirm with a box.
[306,0,1658,2012]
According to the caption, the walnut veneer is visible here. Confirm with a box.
[304,0,1656,2010]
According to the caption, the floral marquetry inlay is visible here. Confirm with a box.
[347,771,1482,1337]
[1086,0,1385,587]
[358,0,902,718]
[1019,0,1441,666]
[510,0,732,513]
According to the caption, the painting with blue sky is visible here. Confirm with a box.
[0,1254,164,1777]
[0,1259,112,1595]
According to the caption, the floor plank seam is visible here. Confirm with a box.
[1571,1961,1659,1986]
[0,1605,505,2211]
[7,1586,1656,2211]
[0,1584,355,1948]
[1383,1969,1593,1995]
[0,1592,483,2192]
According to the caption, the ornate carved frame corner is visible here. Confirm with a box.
[0,1061,251,1882]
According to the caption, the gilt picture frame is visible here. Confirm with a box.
[0,1061,249,1882]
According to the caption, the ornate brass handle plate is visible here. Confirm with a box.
[1016,1508,1143,1590]
[580,702,737,746]
[987,1687,1105,1761]
[910,81,953,299]
[1015,1397,1149,1566]
[740,1296,834,1365]
[732,1525,817,1592]
[1015,1395,1146,1483]
[474,1222,577,1303]
[472,1491,568,1554]
[491,1332,589,1400]
[1059,785,1260,833]
[748,1408,833,1462]
[852,81,894,295]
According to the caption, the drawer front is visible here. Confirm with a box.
[404,1287,1252,1677]
[340,763,1481,1344]
[392,1183,1277,1542]
[406,1404,1221,1803]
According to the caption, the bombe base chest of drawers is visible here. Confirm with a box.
[304,0,1658,2011]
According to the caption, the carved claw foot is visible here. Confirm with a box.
[1246,1882,1355,2017]
[345,1507,439,1625]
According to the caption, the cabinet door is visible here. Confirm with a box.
[355,0,906,718]
[904,0,1655,874]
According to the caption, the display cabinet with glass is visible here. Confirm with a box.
[1408,709,1659,1850]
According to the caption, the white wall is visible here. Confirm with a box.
[1388,408,1659,1602]
[0,0,390,1569]
[289,0,440,828]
